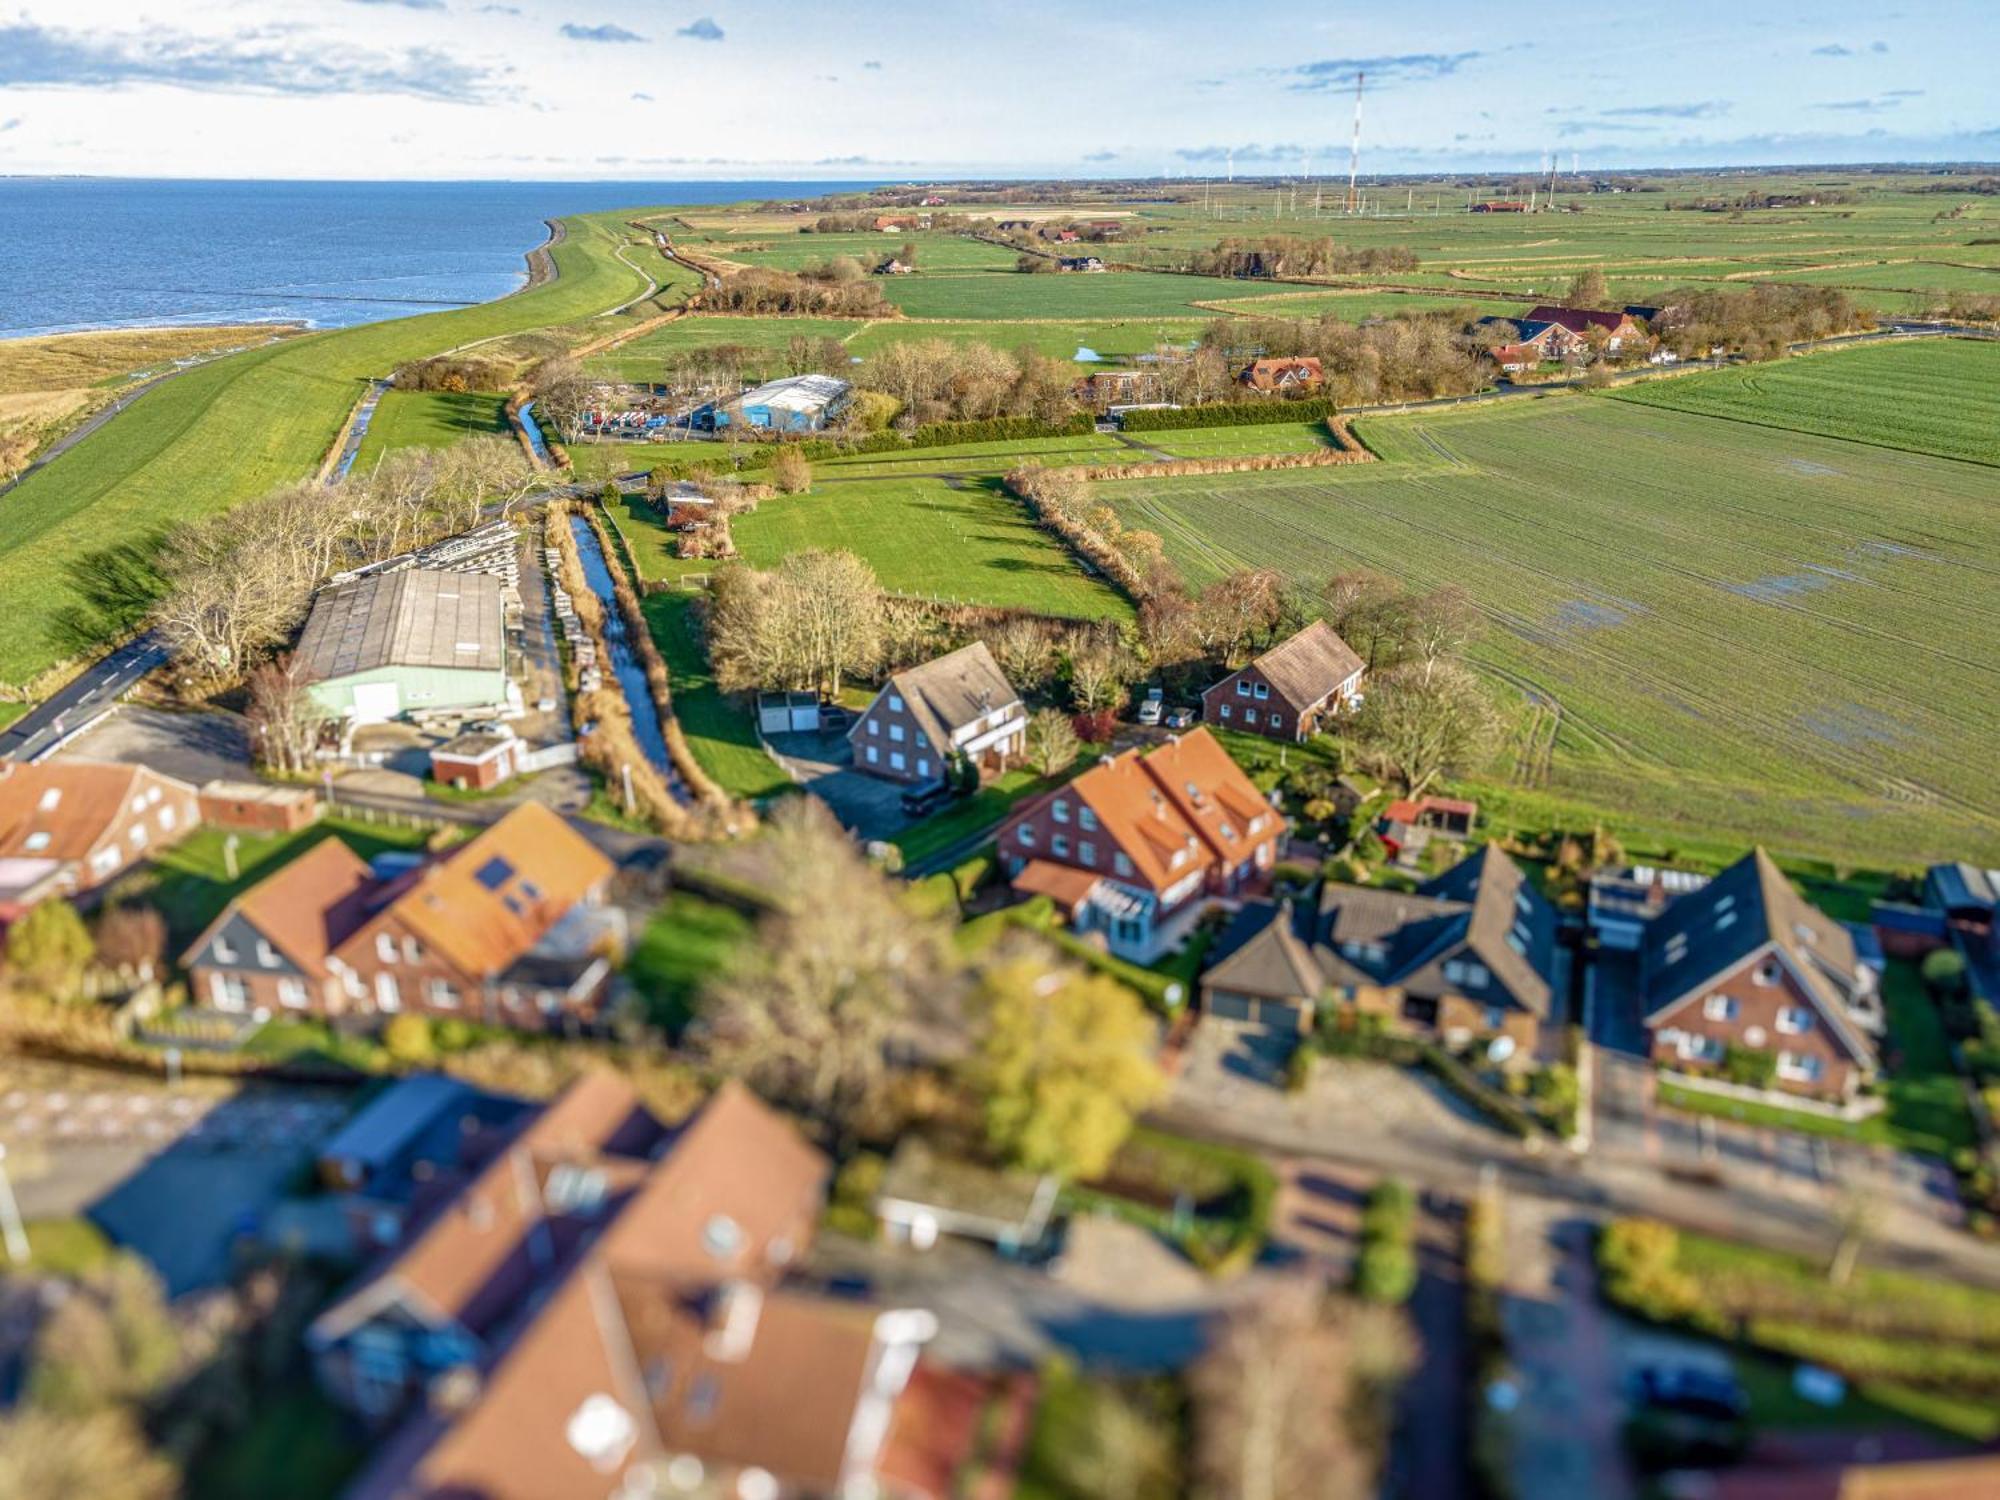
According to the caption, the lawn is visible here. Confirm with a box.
[184,1381,365,1500]
[731,477,1132,621]
[638,590,794,801]
[1608,339,2000,466]
[1101,396,2000,866]
[625,889,754,1032]
[582,315,867,384]
[352,388,509,465]
[895,767,1054,868]
[878,268,1286,321]
[1143,421,1339,459]
[0,209,654,686]
[844,317,1209,364]
[139,818,438,948]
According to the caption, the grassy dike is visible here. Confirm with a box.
[0,209,657,689]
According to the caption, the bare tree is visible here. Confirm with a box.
[244,652,328,774]
[708,550,885,699]
[1354,661,1500,795]
[1066,634,1137,712]
[1195,569,1286,665]
[1024,707,1081,776]
[1408,585,1481,682]
[526,356,595,440]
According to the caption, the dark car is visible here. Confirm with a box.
[900,780,954,818]
[1630,1365,1748,1423]
[1164,706,1195,730]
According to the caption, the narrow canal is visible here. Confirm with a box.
[518,399,552,463]
[332,378,392,482]
[565,513,691,803]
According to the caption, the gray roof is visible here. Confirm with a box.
[1203,844,1556,1019]
[877,1140,1056,1239]
[1929,862,1999,915]
[319,1074,472,1175]
[871,642,1022,750]
[297,569,505,682]
[1640,849,1874,1062]
[1239,621,1365,711]
[732,372,852,414]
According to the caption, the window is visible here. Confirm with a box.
[377,933,397,964]
[1114,853,1133,876]
[916,732,928,748]
[1169,848,1185,869]
[158,806,177,832]
[1753,959,1780,986]
[1704,994,1739,1022]
[427,980,460,1009]
[545,1165,608,1216]
[146,787,161,807]
[889,723,905,743]
[128,823,148,849]
[1484,1006,1506,1031]
[474,856,514,891]
[278,978,308,1009]
[888,694,904,711]
[1236,680,1250,697]
[1219,704,1232,720]
[1245,709,1258,725]
[213,934,238,964]
[1017,825,1036,848]
[868,720,879,736]
[256,940,279,968]
[1078,840,1096,866]
[1777,1051,1824,1084]
[1776,1005,1813,1036]
[1678,1032,1726,1064]
[36,789,60,812]
[1253,682,1269,700]
[209,973,249,1011]
[889,751,905,771]
[1269,716,1284,732]
[917,758,930,777]
[866,745,879,764]
[1079,807,1097,831]
[90,848,119,877]
[702,1214,743,1260]
[1052,834,1069,858]
[24,831,51,852]
[1444,959,1465,984]
[1052,800,1070,823]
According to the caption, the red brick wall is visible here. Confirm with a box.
[1647,953,1861,1098]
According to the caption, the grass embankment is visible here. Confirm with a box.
[352,389,510,466]
[0,211,654,687]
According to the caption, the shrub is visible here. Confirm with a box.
[1923,947,1969,1000]
[1071,709,1118,744]
[6,900,95,997]
[770,446,812,494]
[1119,397,1337,430]
[1721,1043,1777,1089]
[382,1014,436,1064]
[1597,1218,1703,1325]
[909,412,1093,446]
[1356,1240,1418,1304]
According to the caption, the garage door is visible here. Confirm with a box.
[1207,990,1258,1023]
[1207,990,1305,1030]
[351,682,401,722]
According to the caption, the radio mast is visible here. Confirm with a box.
[1346,71,1364,213]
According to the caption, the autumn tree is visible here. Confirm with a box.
[5,899,95,997]
[965,956,1162,1180]
[770,446,813,495]
[1138,588,1202,673]
[244,652,327,775]
[1566,267,1611,308]
[697,799,956,1136]
[1354,661,1500,795]
[1024,707,1081,777]
[708,549,885,699]
[94,906,167,982]
[1320,569,1414,673]
[26,1255,185,1417]
[0,1408,177,1500]
[1189,1280,1414,1500]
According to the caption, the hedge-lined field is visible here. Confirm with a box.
[1100,396,2000,864]
[1607,339,2000,466]
[0,209,655,686]
[844,318,1207,363]
[877,269,1285,320]
[353,389,510,466]
[731,476,1132,621]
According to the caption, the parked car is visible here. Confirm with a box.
[1630,1365,1748,1423]
[1137,686,1165,726]
[900,780,954,818]
[1165,705,1195,730]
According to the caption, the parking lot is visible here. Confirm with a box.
[765,725,913,841]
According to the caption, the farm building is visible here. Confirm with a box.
[706,373,854,434]
[429,727,525,791]
[197,781,319,835]
[1522,304,1645,350]
[295,569,510,725]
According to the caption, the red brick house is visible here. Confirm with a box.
[996,727,1282,961]
[197,780,319,835]
[0,760,201,921]
[429,729,525,791]
[1200,621,1365,743]
[313,1074,952,1500]
[181,803,619,1028]
[1238,356,1324,394]
[1642,849,1883,1100]
[1522,304,1644,350]
[849,642,1026,787]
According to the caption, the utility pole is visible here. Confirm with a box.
[0,1145,29,1267]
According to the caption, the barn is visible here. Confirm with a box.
[295,569,510,725]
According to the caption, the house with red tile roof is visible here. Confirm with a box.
[1238,356,1324,394]
[181,803,619,1028]
[996,727,1283,961]
[319,1073,957,1500]
[1201,620,1365,743]
[0,760,201,923]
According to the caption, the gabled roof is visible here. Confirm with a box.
[1522,304,1637,336]
[371,804,615,981]
[0,760,181,862]
[870,641,1022,752]
[1204,898,1326,1001]
[296,568,505,682]
[1640,849,1875,1063]
[1142,728,1275,867]
[180,835,377,977]
[1417,844,1557,1018]
[1059,748,1212,893]
[1230,621,1365,711]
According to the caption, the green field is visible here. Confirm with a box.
[1608,339,2000,466]
[845,317,1208,363]
[878,269,1285,320]
[1102,394,2000,864]
[733,477,1131,620]
[0,209,656,686]
[582,315,866,383]
[353,389,510,466]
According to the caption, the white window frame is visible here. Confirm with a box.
[1703,994,1738,1022]
[1776,1005,1813,1036]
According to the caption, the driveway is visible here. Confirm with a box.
[765,727,911,840]
[55,704,253,785]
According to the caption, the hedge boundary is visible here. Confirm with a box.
[1120,397,1336,431]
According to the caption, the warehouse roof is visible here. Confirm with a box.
[732,372,852,414]
[296,569,505,681]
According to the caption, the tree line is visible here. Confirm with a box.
[1173,235,1420,279]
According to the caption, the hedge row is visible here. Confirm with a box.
[1119,396,1337,431]
[1073,445,1374,482]
[630,412,1094,480]
[909,412,1096,446]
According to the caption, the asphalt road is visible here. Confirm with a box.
[0,631,171,764]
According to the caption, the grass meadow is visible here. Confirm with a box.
[353,389,510,465]
[877,268,1284,320]
[1608,339,2000,466]
[1102,394,2000,864]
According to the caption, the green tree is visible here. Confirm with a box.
[966,957,1161,1181]
[382,1013,436,1064]
[6,900,95,997]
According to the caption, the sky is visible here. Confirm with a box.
[0,1,1994,180]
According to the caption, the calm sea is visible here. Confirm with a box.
[0,178,881,340]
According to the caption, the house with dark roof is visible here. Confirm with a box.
[181,803,619,1028]
[1201,844,1557,1052]
[848,642,1026,787]
[295,568,510,725]
[1521,304,1645,350]
[318,1073,954,1500]
[996,727,1282,961]
[1200,620,1366,743]
[1641,849,1883,1099]
[1924,860,2000,1001]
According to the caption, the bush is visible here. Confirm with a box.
[381,1014,435,1064]
[825,1152,885,1239]
[1923,947,1970,1000]
[1721,1043,1777,1089]
[1355,1240,1417,1303]
[1119,397,1336,431]
[909,412,1094,446]
[1071,709,1118,744]
[770,446,812,494]
[1597,1218,1704,1325]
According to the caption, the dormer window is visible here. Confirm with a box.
[703,1214,744,1260]
[37,789,60,812]
[545,1164,608,1215]
[23,831,49,852]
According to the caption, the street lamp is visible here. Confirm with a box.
[0,1143,30,1266]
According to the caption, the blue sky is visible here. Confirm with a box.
[0,0,1993,178]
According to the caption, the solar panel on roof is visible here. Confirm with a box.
[475,856,515,891]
